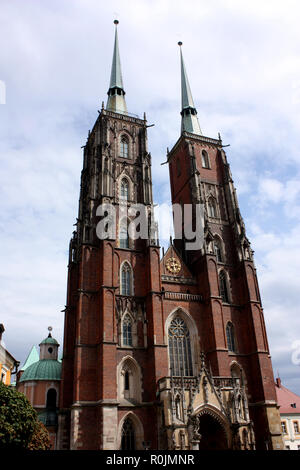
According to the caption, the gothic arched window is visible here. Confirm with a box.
[119,219,129,249]
[120,178,129,200]
[202,150,210,168]
[120,136,129,159]
[226,322,236,352]
[208,198,217,218]
[121,263,132,296]
[118,358,142,403]
[121,418,135,450]
[214,238,223,262]
[219,270,229,303]
[123,314,133,346]
[168,317,193,376]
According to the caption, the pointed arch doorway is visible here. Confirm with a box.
[118,412,145,450]
[197,413,229,450]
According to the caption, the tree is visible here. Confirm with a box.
[28,421,52,450]
[0,382,51,449]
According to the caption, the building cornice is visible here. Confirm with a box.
[101,109,145,125]
[167,132,222,162]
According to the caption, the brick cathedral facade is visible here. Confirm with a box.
[57,22,283,450]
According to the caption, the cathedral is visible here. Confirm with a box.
[55,21,284,450]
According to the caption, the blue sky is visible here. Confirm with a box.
[0,0,300,394]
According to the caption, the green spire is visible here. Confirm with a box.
[178,42,202,135]
[20,346,39,371]
[106,20,127,114]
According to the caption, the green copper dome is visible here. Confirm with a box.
[19,359,61,382]
[40,336,59,345]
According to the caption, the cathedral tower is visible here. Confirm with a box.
[58,25,283,450]
[163,42,283,450]
[58,21,162,450]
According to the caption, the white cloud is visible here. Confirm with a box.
[249,222,300,390]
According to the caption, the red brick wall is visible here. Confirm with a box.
[58,116,278,449]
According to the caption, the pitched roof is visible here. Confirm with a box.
[275,378,300,414]
[161,242,194,280]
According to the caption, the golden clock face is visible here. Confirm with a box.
[166,257,181,275]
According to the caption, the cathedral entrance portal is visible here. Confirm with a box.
[197,414,228,450]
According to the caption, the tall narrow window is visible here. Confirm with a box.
[219,270,229,303]
[226,322,236,352]
[124,370,130,391]
[168,317,193,376]
[119,219,129,249]
[214,238,223,262]
[202,150,210,168]
[208,198,217,218]
[120,136,129,158]
[175,395,182,420]
[123,315,133,346]
[281,422,287,434]
[120,178,129,200]
[121,418,135,450]
[144,166,150,201]
[121,263,132,296]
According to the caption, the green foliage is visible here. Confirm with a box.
[0,382,36,448]
[27,421,51,450]
[0,382,51,450]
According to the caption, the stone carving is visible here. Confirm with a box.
[203,377,209,404]
[187,414,201,447]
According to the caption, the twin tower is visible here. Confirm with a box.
[57,21,283,450]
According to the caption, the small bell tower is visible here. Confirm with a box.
[39,326,59,361]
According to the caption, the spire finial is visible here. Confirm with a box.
[179,42,202,135]
[106,20,127,114]
[48,326,53,338]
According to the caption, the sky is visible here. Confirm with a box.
[0,0,300,394]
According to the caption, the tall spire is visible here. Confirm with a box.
[178,42,202,135]
[106,20,127,114]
